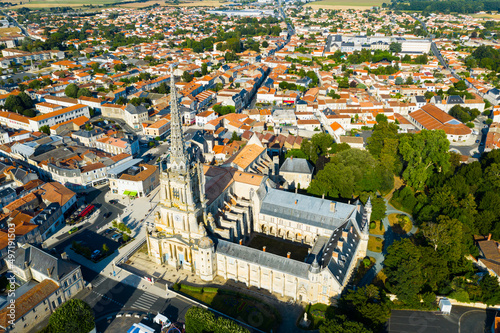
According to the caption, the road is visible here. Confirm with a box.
[80,266,194,330]
[47,185,124,252]
[1,10,30,38]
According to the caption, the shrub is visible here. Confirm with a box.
[363,257,371,268]
[204,287,218,293]
[370,222,376,229]
[180,284,203,293]
[449,290,470,303]
[172,283,180,291]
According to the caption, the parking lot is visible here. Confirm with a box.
[388,306,497,333]
[65,229,121,261]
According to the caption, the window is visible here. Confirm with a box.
[322,286,327,294]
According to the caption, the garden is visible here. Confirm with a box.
[172,283,281,332]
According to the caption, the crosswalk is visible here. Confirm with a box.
[131,292,159,311]
[93,275,106,288]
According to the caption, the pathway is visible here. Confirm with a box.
[358,198,417,287]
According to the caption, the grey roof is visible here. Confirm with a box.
[12,245,79,281]
[125,103,148,115]
[216,239,311,279]
[415,96,426,103]
[447,95,464,104]
[0,186,15,197]
[280,157,314,174]
[72,129,103,138]
[260,188,357,231]
[107,158,143,177]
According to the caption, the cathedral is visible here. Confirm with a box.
[146,71,371,304]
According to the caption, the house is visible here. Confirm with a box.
[476,234,500,283]
[0,244,84,333]
[196,111,218,128]
[108,159,159,197]
[408,104,472,142]
[279,157,314,190]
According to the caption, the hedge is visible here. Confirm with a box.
[185,307,249,333]
[180,284,204,293]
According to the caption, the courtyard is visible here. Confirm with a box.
[247,233,311,261]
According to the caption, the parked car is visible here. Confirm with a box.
[91,250,101,260]
[68,227,79,235]
[111,234,123,242]
[103,212,112,219]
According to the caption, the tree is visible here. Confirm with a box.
[384,239,424,306]
[480,274,500,306]
[389,42,402,53]
[39,125,50,134]
[103,243,109,252]
[338,285,391,330]
[65,83,79,98]
[262,41,269,48]
[201,63,208,75]
[319,316,372,333]
[395,77,404,85]
[48,299,95,333]
[421,215,466,262]
[182,70,193,82]
[308,149,393,198]
[399,130,450,191]
[77,88,92,98]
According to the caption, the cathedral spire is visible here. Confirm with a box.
[169,65,188,172]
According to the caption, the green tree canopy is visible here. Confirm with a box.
[65,83,79,98]
[307,149,393,198]
[399,130,450,191]
[48,299,95,333]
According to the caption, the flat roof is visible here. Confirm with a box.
[107,158,142,177]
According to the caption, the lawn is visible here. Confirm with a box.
[301,303,328,329]
[368,236,383,253]
[351,256,376,285]
[388,213,412,234]
[305,0,384,9]
[174,284,280,332]
[369,220,385,236]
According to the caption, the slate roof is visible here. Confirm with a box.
[260,188,357,231]
[11,245,79,281]
[125,103,148,115]
[216,239,311,279]
[280,157,314,174]
[447,95,464,104]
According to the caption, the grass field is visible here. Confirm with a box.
[368,236,383,252]
[305,0,384,10]
[471,13,500,19]
[0,27,21,37]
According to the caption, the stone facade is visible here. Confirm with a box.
[147,69,370,305]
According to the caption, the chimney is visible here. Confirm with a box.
[342,231,348,239]
[330,202,336,212]
[322,193,324,200]
[287,252,291,259]
[46,267,51,277]
[337,241,343,252]
[263,246,266,252]
[331,251,338,262]
[239,239,243,245]
[295,188,298,194]
[295,199,298,204]
[61,252,67,260]
[488,233,492,241]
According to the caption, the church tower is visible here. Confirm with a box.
[147,67,207,270]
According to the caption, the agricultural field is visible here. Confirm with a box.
[305,0,384,10]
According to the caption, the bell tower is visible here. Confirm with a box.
[156,66,206,238]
